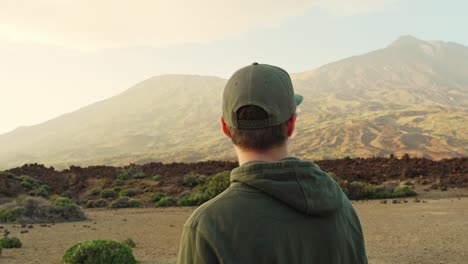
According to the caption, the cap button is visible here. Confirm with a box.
[252,62,259,65]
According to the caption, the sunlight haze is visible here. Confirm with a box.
[0,0,467,134]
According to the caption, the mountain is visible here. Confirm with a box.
[0,36,467,169]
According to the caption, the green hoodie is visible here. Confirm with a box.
[177,157,367,264]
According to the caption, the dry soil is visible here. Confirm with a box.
[1,195,468,264]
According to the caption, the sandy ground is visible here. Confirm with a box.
[1,193,468,264]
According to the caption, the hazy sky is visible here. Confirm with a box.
[1,0,467,134]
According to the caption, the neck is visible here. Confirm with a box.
[235,144,289,166]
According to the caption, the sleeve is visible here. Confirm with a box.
[177,225,220,264]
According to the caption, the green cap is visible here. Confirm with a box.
[222,62,303,129]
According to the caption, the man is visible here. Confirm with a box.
[177,63,367,264]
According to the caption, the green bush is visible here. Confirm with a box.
[116,168,146,181]
[110,197,142,209]
[21,181,33,189]
[89,187,102,196]
[119,189,139,197]
[177,196,197,206]
[62,240,137,264]
[112,179,124,187]
[155,197,175,207]
[152,175,162,181]
[123,238,136,248]
[29,184,50,197]
[53,197,75,207]
[150,192,165,202]
[94,199,109,208]
[0,208,25,222]
[86,199,109,208]
[182,174,207,187]
[101,189,117,199]
[393,185,417,197]
[117,170,130,181]
[329,173,418,200]
[347,182,377,200]
[0,171,17,179]
[178,171,230,206]
[19,175,40,186]
[133,172,145,179]
[113,186,122,192]
[0,196,85,223]
[128,199,142,208]
[0,237,22,249]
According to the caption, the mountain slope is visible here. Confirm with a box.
[0,36,467,169]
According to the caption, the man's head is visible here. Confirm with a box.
[221,63,302,152]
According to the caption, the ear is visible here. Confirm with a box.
[287,113,297,137]
[221,116,232,138]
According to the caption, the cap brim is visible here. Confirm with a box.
[294,94,303,106]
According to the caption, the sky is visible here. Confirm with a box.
[0,0,467,135]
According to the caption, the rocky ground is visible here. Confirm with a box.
[1,189,468,264]
[2,156,467,204]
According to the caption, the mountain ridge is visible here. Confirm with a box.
[1,35,467,169]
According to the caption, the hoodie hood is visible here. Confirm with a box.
[230,157,344,216]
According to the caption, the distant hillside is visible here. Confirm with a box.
[0,36,467,169]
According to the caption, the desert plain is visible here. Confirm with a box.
[1,189,468,264]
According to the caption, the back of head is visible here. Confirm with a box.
[222,63,303,151]
[228,105,289,151]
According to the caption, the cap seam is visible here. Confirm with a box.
[248,65,254,101]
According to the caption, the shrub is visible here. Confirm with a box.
[89,187,102,196]
[123,238,136,248]
[29,184,50,198]
[85,199,109,209]
[110,197,142,209]
[62,240,137,264]
[94,199,109,208]
[19,175,40,186]
[119,189,139,197]
[0,172,17,179]
[155,197,175,207]
[128,199,142,208]
[49,194,61,201]
[0,208,24,222]
[178,171,230,206]
[21,181,33,189]
[150,192,165,202]
[0,196,85,223]
[53,197,75,207]
[117,170,130,181]
[101,189,117,199]
[393,185,417,197]
[0,237,22,249]
[177,196,197,206]
[133,172,145,179]
[347,182,377,200]
[112,179,124,187]
[152,175,162,181]
[329,174,418,200]
[113,186,122,192]
[182,174,207,187]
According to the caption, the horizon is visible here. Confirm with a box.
[1,0,468,134]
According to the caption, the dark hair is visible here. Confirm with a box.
[227,105,289,151]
